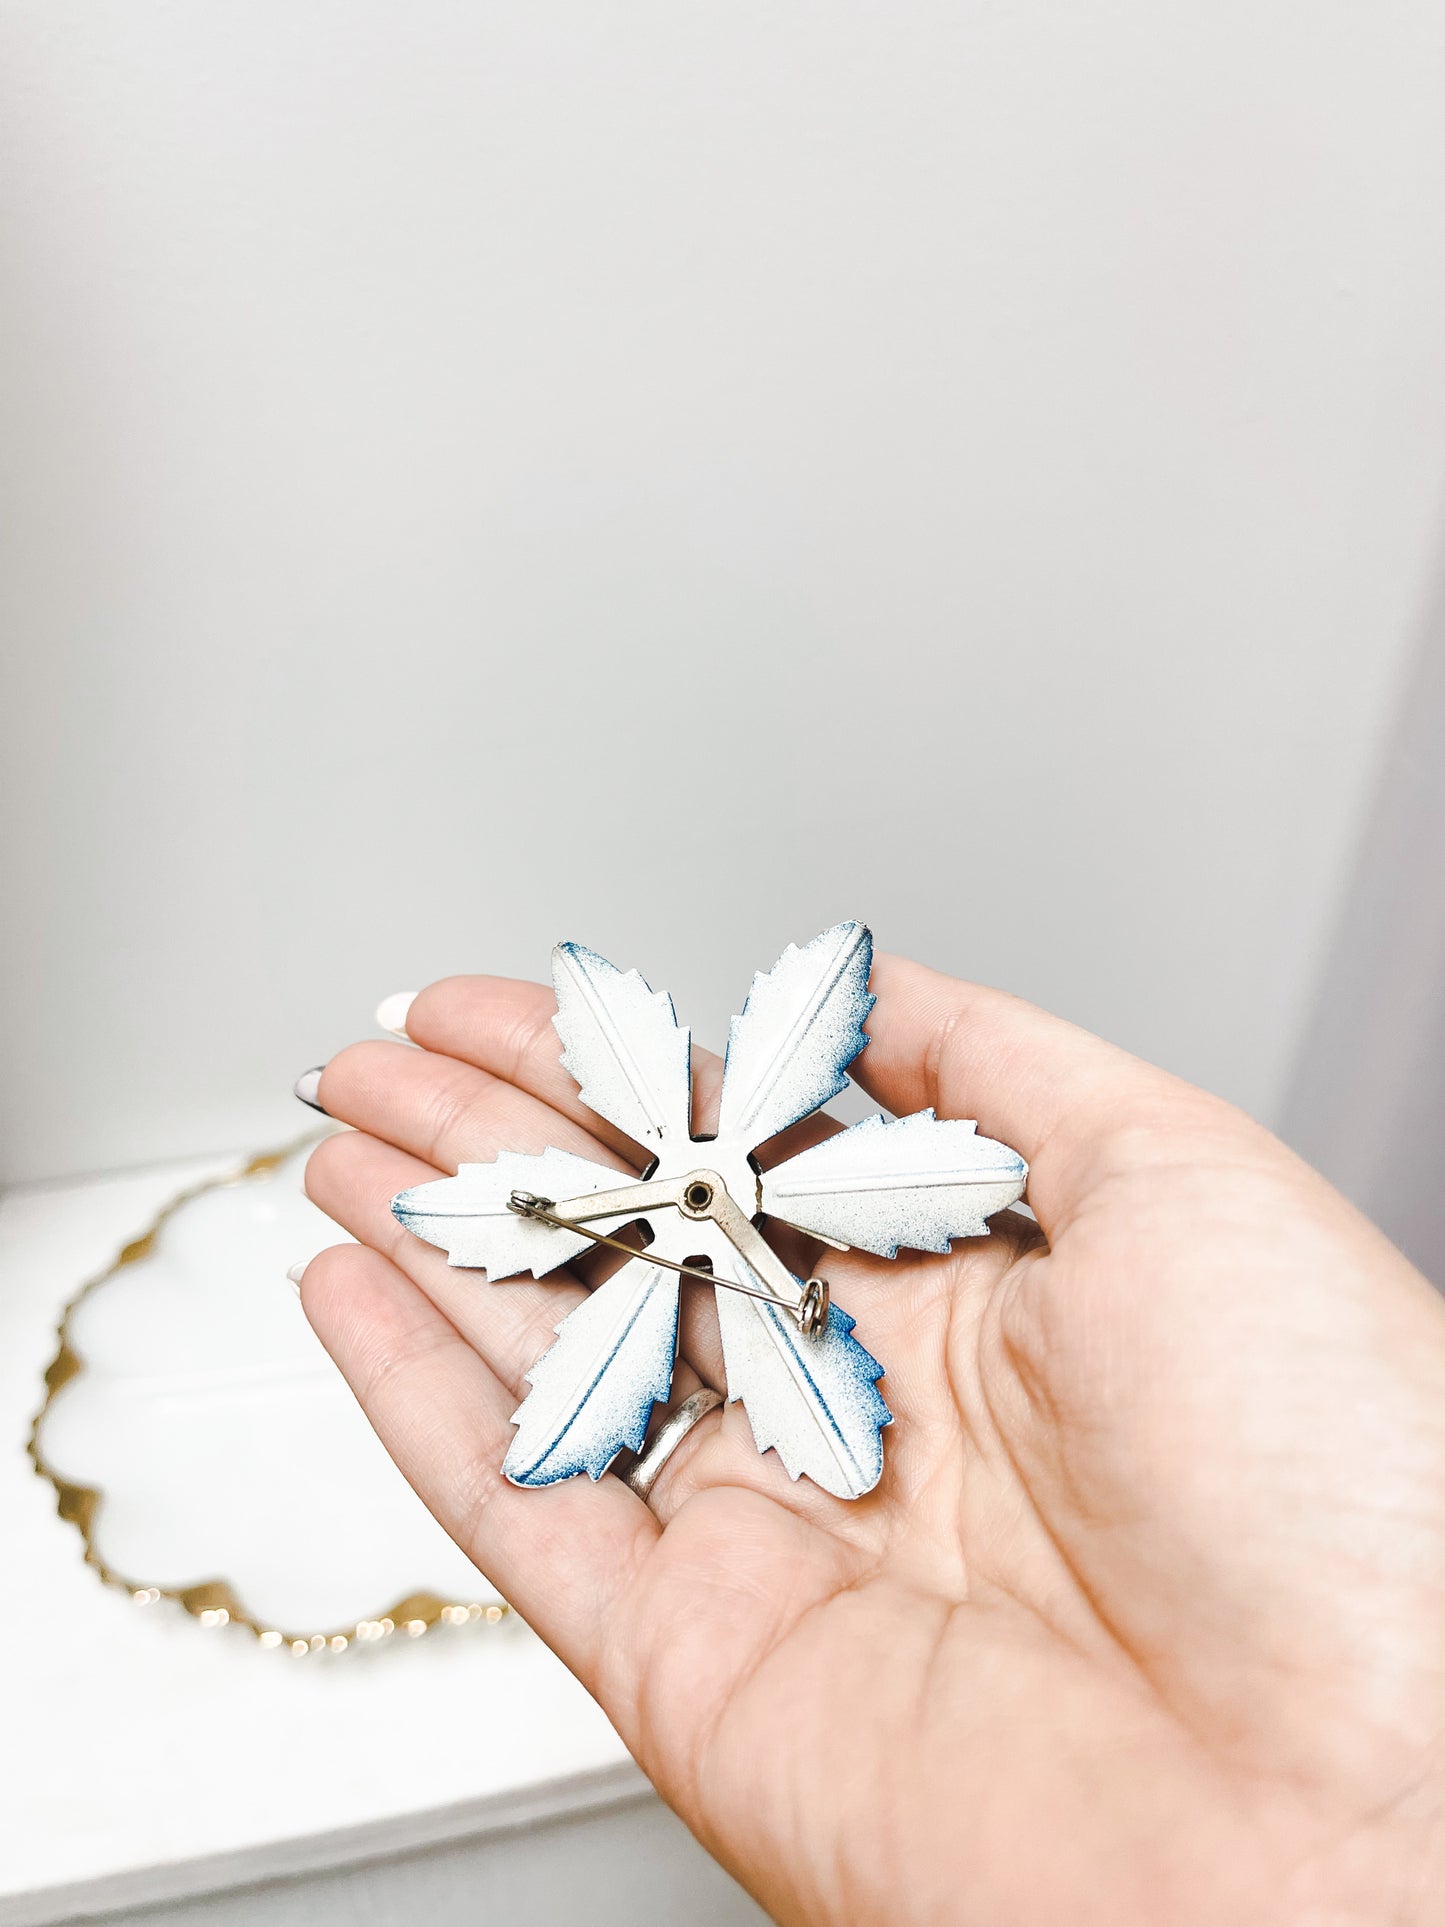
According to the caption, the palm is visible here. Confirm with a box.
[302,954,1445,1925]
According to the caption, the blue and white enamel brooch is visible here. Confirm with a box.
[390,923,1026,1500]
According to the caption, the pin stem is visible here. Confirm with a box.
[507,1190,828,1336]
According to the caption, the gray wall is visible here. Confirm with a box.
[3,1,1445,1203]
[1283,620,1445,1285]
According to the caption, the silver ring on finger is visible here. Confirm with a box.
[619,1388,723,1505]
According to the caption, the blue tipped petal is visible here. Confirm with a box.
[717,921,875,1151]
[503,1259,680,1486]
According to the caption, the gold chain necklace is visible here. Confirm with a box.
[27,1133,511,1655]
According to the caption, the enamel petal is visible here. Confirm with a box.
[760,1109,1027,1256]
[552,942,693,1150]
[717,921,874,1151]
[391,1146,636,1279]
[711,1246,890,1500]
[503,1259,680,1485]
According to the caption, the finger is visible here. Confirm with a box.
[853,952,1257,1238]
[316,1036,637,1179]
[314,1038,644,1295]
[298,1240,657,1686]
[304,1078,729,1386]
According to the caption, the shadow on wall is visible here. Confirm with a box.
[1282,592,1445,1286]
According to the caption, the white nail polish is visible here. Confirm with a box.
[287,1261,309,1293]
[375,991,418,1039]
[294,1067,325,1110]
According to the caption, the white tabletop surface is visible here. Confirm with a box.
[0,1153,642,1925]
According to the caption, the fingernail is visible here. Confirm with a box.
[375,991,417,1039]
[294,1067,327,1112]
[286,1260,309,1293]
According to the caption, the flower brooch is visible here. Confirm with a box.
[392,923,1026,1499]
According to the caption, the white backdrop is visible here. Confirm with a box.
[3,1,1444,1192]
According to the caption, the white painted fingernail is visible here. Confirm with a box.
[287,1260,309,1293]
[294,1067,326,1111]
[375,991,418,1039]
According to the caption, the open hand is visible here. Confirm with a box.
[298,952,1445,1925]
